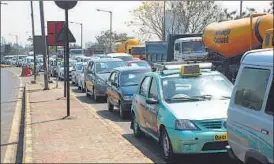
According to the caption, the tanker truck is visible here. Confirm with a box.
[203,13,273,81]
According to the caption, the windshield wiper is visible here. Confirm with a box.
[192,94,213,100]
[123,83,138,86]
[166,97,201,102]
[99,71,111,74]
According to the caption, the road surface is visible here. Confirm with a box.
[0,68,20,162]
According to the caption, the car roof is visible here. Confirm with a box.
[241,48,273,67]
[91,58,123,63]
[107,53,131,57]
[127,60,146,63]
[114,66,150,72]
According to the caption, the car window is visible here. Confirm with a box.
[109,72,116,82]
[234,67,270,111]
[114,72,119,84]
[120,71,148,87]
[88,62,93,73]
[265,78,274,116]
[139,76,152,97]
[91,63,95,73]
[148,78,158,100]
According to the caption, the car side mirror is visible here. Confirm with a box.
[146,98,158,104]
[111,81,118,87]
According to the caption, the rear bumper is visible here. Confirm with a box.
[226,145,238,160]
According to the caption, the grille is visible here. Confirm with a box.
[202,141,228,151]
[199,121,223,129]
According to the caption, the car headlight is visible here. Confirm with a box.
[175,119,199,130]
[123,95,133,101]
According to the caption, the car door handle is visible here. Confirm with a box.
[261,129,269,135]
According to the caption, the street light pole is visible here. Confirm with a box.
[96,9,113,53]
[240,1,243,18]
[70,21,83,49]
[39,1,49,90]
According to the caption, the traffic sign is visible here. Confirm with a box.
[56,26,76,43]
[55,1,77,10]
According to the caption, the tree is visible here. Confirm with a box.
[95,30,131,47]
[264,1,273,14]
[128,1,224,40]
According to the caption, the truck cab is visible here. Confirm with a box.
[174,37,207,62]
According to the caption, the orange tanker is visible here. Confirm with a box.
[203,14,273,58]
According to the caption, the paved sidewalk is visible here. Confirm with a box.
[26,80,153,163]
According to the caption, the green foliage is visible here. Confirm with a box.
[95,30,131,47]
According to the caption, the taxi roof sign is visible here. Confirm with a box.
[180,64,201,76]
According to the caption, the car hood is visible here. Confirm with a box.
[166,100,229,120]
[120,85,138,95]
[97,73,110,81]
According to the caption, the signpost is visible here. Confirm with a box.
[54,1,78,117]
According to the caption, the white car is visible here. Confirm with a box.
[76,64,87,92]
[57,59,77,80]
[107,53,134,61]
[71,62,85,85]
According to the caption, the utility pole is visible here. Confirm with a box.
[70,21,83,49]
[110,11,112,53]
[240,1,243,18]
[162,0,166,41]
[96,9,112,53]
[39,1,49,90]
[30,1,36,83]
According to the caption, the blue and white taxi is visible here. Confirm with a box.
[130,62,233,161]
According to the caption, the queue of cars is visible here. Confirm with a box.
[78,50,274,163]
[50,49,273,163]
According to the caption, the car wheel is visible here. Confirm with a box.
[81,83,85,93]
[78,85,81,90]
[119,102,126,119]
[161,127,174,161]
[93,87,99,102]
[132,113,143,138]
[107,97,114,112]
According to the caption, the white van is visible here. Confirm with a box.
[226,49,273,164]
[174,37,208,61]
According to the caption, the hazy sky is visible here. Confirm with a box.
[1,1,272,47]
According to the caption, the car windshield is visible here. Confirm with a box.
[129,61,150,68]
[131,47,145,55]
[162,74,233,103]
[76,64,83,71]
[96,61,125,74]
[120,71,148,86]
[114,56,133,61]
[181,41,206,53]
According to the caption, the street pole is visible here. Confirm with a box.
[64,45,66,97]
[39,1,49,90]
[240,1,243,18]
[30,1,36,82]
[163,0,166,41]
[65,8,70,117]
[80,23,83,49]
[110,11,112,53]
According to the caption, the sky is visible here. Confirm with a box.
[1,1,272,48]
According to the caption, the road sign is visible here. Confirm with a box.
[56,26,76,43]
[55,1,77,10]
[47,21,65,46]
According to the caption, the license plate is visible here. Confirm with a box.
[214,133,227,141]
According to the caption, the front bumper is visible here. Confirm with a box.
[166,128,228,154]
